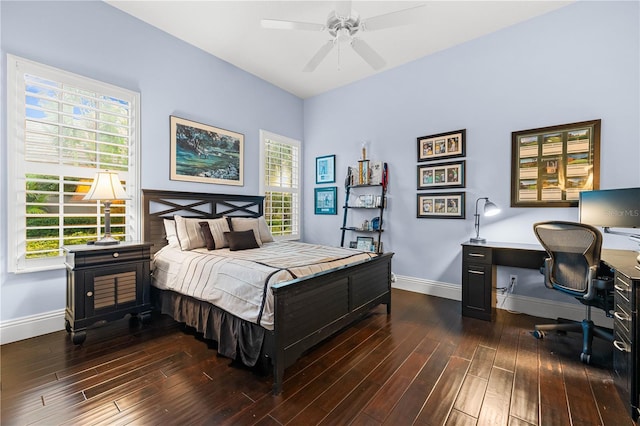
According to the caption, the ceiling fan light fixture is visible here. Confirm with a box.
[263,2,419,72]
[327,10,360,40]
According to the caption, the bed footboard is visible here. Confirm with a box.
[269,251,393,394]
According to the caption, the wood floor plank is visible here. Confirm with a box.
[538,344,571,425]
[510,330,539,425]
[453,374,489,418]
[360,337,439,422]
[586,367,636,426]
[562,357,605,425]
[414,356,470,425]
[1,290,635,426]
[382,342,456,425]
[468,345,496,380]
[446,409,478,426]
[477,367,514,426]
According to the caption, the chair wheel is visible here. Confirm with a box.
[580,353,591,364]
[532,330,544,339]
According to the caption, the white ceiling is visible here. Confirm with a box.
[106,1,573,99]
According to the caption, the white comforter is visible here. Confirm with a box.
[152,241,375,330]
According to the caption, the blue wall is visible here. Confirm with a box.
[1,1,638,328]
[303,1,640,290]
[0,1,303,322]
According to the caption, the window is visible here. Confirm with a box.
[7,55,140,273]
[259,130,301,240]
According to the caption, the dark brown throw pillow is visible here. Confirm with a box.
[199,221,216,250]
[224,230,260,251]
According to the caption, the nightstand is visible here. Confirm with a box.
[63,241,153,344]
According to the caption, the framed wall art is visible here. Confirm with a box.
[511,119,600,207]
[417,129,466,162]
[417,160,465,190]
[417,192,465,219]
[316,154,336,184]
[356,236,374,252]
[170,115,244,186]
[314,186,337,215]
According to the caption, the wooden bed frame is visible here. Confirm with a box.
[142,189,393,394]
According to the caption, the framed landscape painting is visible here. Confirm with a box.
[170,115,244,186]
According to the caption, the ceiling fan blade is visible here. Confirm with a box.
[351,38,386,70]
[303,40,336,72]
[335,1,352,19]
[361,5,425,31]
[261,19,325,32]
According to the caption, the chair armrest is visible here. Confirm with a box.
[542,258,554,289]
[582,265,599,301]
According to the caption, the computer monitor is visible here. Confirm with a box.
[579,187,640,228]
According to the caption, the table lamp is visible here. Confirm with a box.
[470,197,501,244]
[83,170,129,245]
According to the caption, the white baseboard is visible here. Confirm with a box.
[0,309,65,345]
[393,275,461,301]
[393,275,613,328]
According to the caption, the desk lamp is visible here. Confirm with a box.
[470,197,501,244]
[83,170,129,245]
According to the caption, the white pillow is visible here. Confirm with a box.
[231,216,274,245]
[257,216,275,243]
[229,217,264,246]
[173,215,206,250]
[163,219,179,247]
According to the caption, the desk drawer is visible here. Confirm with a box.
[615,303,632,341]
[615,274,631,306]
[463,246,492,265]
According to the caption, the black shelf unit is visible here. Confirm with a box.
[340,184,386,253]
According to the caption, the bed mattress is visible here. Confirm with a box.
[152,241,375,330]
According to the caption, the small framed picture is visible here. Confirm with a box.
[417,129,466,162]
[314,186,337,215]
[356,236,374,252]
[316,154,336,184]
[417,160,465,190]
[417,192,465,219]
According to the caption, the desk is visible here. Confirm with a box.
[461,241,639,421]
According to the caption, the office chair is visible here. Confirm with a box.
[532,221,614,364]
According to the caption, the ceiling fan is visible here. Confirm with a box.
[261,1,424,72]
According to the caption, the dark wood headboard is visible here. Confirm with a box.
[142,189,264,255]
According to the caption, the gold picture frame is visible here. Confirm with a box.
[511,119,600,207]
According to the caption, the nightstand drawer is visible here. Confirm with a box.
[67,247,148,268]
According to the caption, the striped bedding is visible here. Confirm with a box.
[152,241,376,330]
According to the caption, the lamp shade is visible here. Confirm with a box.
[483,200,501,217]
[83,171,129,201]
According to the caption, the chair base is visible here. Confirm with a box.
[532,317,613,364]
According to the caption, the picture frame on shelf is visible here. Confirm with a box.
[417,129,466,162]
[170,115,243,186]
[316,154,336,184]
[510,119,600,207]
[417,192,465,219]
[314,186,337,215]
[417,160,465,190]
[356,236,374,252]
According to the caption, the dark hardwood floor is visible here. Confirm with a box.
[1,289,634,425]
